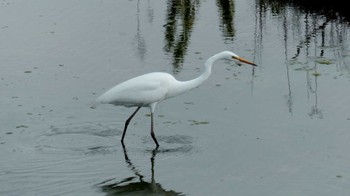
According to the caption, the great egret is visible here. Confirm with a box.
[95,51,257,148]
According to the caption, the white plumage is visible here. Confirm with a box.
[95,51,257,148]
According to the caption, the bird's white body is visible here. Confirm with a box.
[95,51,256,147]
[97,72,184,111]
[96,52,219,112]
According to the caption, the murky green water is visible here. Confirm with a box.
[1,0,350,195]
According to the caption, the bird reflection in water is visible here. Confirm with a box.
[98,145,183,195]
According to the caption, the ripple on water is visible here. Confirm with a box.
[142,134,195,154]
[35,122,196,156]
[35,122,120,155]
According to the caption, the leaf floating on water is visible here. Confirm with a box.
[288,59,306,66]
[188,120,209,126]
[294,66,314,71]
[163,121,176,124]
[16,125,29,129]
[315,58,333,65]
[312,72,321,77]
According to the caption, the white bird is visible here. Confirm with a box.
[95,51,257,148]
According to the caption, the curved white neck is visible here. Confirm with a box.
[166,55,218,98]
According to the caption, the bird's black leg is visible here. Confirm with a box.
[121,106,141,145]
[150,112,160,148]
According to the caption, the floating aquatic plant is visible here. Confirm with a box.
[188,120,209,125]
[315,58,333,65]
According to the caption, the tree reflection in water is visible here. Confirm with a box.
[163,0,236,69]
[256,0,350,118]
[163,0,200,69]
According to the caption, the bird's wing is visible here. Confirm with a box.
[98,79,168,107]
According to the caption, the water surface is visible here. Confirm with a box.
[1,0,350,195]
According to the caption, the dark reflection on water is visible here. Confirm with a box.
[134,0,147,62]
[163,0,200,69]
[163,0,236,69]
[97,146,184,196]
[216,0,235,42]
[256,0,350,118]
[258,0,350,22]
[257,0,350,70]
[257,0,350,65]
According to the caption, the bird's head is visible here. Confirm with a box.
[221,51,257,67]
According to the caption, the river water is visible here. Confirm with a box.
[1,0,350,195]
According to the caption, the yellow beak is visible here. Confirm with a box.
[233,56,257,66]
